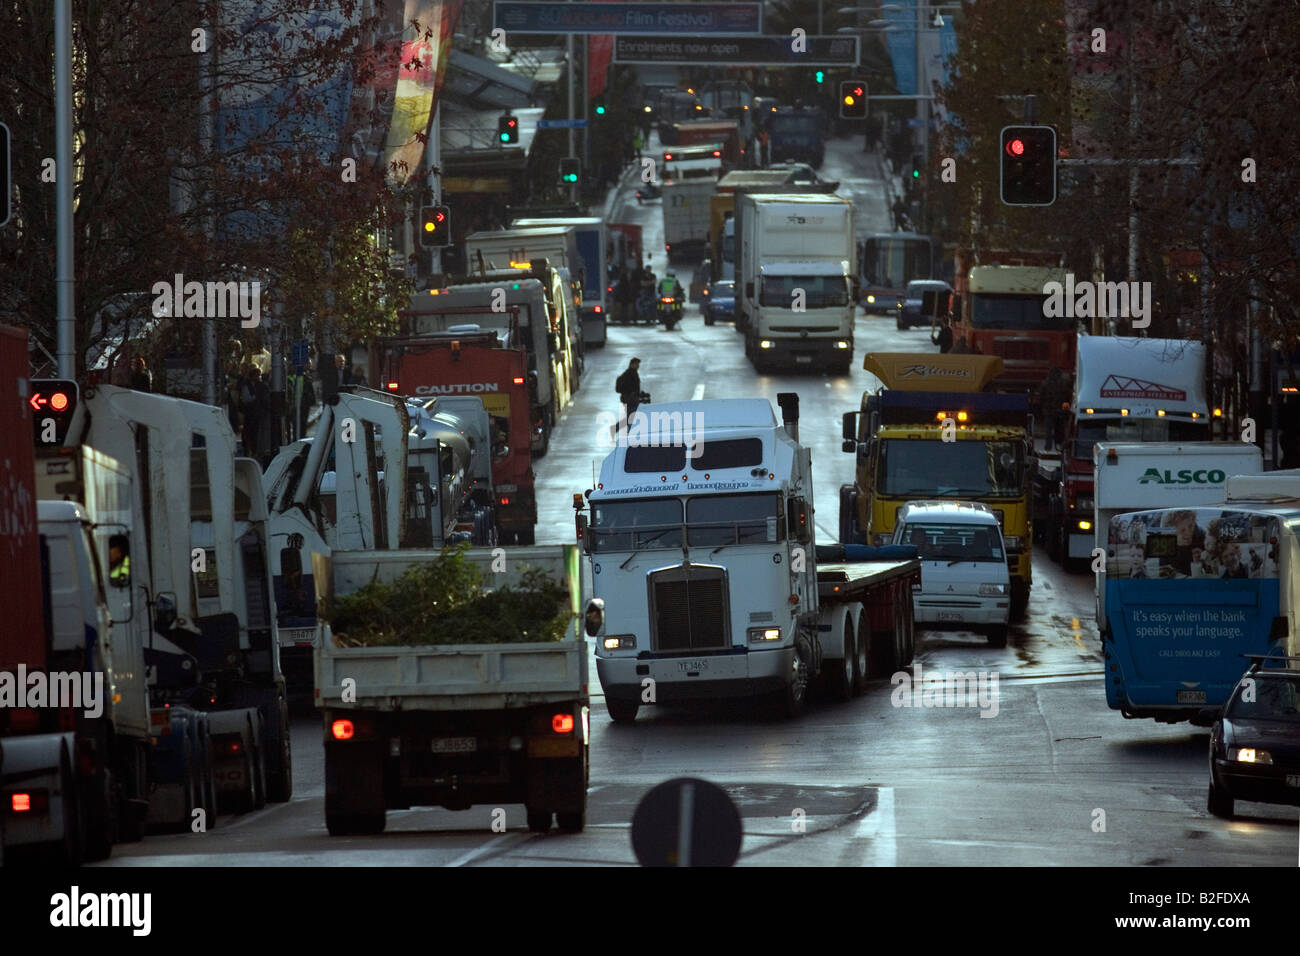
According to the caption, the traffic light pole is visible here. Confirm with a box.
[567,25,576,204]
[55,0,76,379]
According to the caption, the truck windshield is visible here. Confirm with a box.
[771,115,820,135]
[686,493,782,547]
[1223,676,1300,723]
[1074,419,1209,461]
[590,498,683,552]
[901,522,1004,562]
[970,293,1074,330]
[760,275,849,308]
[880,439,1024,498]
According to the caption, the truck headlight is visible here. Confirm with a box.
[1003,536,1021,550]
[601,635,636,650]
[759,340,774,349]
[1076,519,1092,532]
[748,627,782,642]
[866,294,876,304]
[979,583,1007,596]
[835,340,850,349]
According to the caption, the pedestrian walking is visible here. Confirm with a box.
[615,357,643,430]
[931,316,954,354]
[240,365,266,457]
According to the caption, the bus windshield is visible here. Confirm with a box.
[879,439,1025,498]
[862,235,935,289]
[970,293,1074,330]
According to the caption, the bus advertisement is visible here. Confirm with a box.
[1102,504,1294,724]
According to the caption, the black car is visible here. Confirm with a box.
[1207,658,1300,819]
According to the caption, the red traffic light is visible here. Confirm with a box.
[852,86,864,97]
[50,392,69,411]
[1005,138,1025,157]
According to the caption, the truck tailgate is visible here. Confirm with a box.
[317,640,587,711]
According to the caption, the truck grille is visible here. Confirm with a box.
[992,337,1050,362]
[649,565,729,653]
[769,325,839,334]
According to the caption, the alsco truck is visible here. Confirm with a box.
[840,354,1036,618]
[1092,441,1263,629]
[317,545,589,836]
[735,192,856,373]
[1040,336,1211,571]
[573,394,920,721]
[1101,473,1300,723]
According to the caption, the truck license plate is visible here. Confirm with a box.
[677,659,708,674]
[1176,690,1206,704]
[1286,775,1300,788]
[796,356,812,364]
[430,737,476,754]
[936,612,963,622]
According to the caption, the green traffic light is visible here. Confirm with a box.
[912,168,920,177]
[595,105,606,115]
[815,71,825,83]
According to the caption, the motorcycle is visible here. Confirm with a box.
[657,293,683,330]
[635,183,662,203]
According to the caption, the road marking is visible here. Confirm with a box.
[445,833,523,868]
[692,384,705,400]
[855,786,896,866]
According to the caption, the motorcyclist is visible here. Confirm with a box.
[657,271,685,327]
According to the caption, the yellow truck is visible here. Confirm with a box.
[839,353,1036,618]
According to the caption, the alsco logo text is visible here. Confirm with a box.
[1137,468,1226,484]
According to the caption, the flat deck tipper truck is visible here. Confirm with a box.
[316,546,589,835]
[573,394,920,721]
[736,192,856,373]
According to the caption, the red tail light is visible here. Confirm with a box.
[223,739,243,756]
[552,713,574,733]
[386,382,399,390]
[7,790,48,814]
[513,376,525,385]
[500,497,511,505]
[594,305,602,313]
[331,720,354,740]
[11,793,31,812]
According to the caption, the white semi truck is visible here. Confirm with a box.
[573,393,920,721]
[735,192,856,374]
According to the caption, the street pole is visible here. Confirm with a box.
[567,16,576,204]
[914,0,927,234]
[198,6,217,404]
[55,0,75,379]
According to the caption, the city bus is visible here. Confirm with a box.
[858,232,940,314]
[1101,491,1300,723]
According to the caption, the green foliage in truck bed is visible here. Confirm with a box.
[324,543,572,647]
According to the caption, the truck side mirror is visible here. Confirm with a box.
[841,410,858,444]
[583,597,605,637]
[575,513,589,552]
[154,591,178,633]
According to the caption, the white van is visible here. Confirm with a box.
[893,501,1012,646]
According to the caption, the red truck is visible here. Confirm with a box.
[372,315,539,545]
[670,119,742,168]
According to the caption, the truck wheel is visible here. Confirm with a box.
[1207,777,1234,819]
[606,698,639,723]
[896,315,907,330]
[250,717,267,811]
[55,752,85,866]
[82,768,114,862]
[900,598,916,667]
[828,617,856,701]
[987,625,1009,648]
[527,809,553,833]
[775,642,810,718]
[556,808,585,833]
[854,615,871,694]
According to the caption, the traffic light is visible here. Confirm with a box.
[29,379,79,446]
[559,158,580,185]
[420,204,450,247]
[910,155,923,180]
[839,80,867,120]
[593,96,607,116]
[498,113,518,144]
[815,70,825,85]
[1000,125,1057,206]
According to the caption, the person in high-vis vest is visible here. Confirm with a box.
[108,534,131,589]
